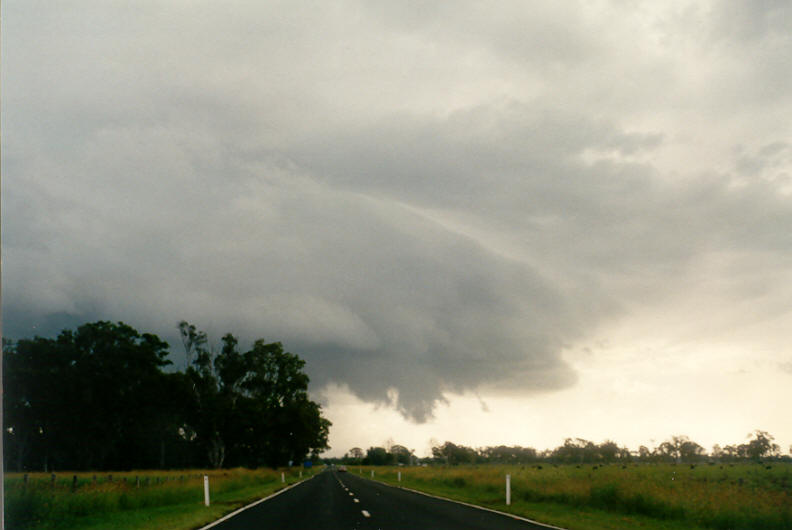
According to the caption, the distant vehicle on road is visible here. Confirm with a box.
[338,465,347,472]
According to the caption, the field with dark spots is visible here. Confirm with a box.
[363,463,792,530]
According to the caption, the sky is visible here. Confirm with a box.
[2,1,791,458]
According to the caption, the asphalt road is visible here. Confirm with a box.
[208,469,556,530]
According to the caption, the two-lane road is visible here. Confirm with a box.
[208,470,558,529]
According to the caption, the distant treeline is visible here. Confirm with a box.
[334,432,788,466]
[3,321,331,471]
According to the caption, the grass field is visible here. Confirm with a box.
[359,462,792,530]
[4,467,313,529]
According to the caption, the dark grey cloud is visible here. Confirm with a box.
[709,0,792,43]
[4,1,792,422]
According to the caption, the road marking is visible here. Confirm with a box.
[349,492,354,496]
[354,498,359,503]
[362,475,567,530]
[198,475,314,529]
[361,510,371,518]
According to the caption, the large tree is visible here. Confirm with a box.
[3,322,175,470]
[178,322,331,468]
[4,320,330,471]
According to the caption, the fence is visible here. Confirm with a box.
[8,469,312,494]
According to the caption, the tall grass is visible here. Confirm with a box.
[366,463,792,530]
[4,468,304,529]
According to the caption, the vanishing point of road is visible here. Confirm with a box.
[206,469,559,530]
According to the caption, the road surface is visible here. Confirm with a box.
[208,469,557,530]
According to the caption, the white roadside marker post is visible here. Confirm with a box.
[281,472,285,483]
[398,471,401,483]
[371,470,374,478]
[506,474,511,506]
[204,475,210,507]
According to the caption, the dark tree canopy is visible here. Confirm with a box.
[3,320,330,471]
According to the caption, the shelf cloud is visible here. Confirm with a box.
[4,1,791,427]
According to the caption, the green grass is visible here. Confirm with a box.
[4,468,314,529]
[359,463,792,530]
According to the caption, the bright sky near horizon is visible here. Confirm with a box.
[3,1,791,458]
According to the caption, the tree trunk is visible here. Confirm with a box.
[208,436,225,469]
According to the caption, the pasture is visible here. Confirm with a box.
[4,467,311,529]
[363,462,792,530]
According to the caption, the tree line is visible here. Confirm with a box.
[334,431,787,466]
[3,320,331,471]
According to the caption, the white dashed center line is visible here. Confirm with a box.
[354,498,359,503]
[361,510,371,518]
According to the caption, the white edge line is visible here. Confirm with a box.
[198,475,315,530]
[363,476,567,530]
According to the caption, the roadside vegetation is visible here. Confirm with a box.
[3,320,331,472]
[4,467,312,529]
[359,463,791,530]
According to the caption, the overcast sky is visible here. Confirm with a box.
[3,1,791,457]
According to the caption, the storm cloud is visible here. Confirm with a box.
[3,1,792,423]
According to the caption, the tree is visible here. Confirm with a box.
[744,430,779,460]
[598,440,622,463]
[552,438,597,463]
[179,321,226,468]
[481,445,538,464]
[678,438,705,462]
[347,447,364,463]
[4,322,175,470]
[656,435,704,463]
[4,320,331,470]
[431,441,476,465]
[389,444,411,465]
[177,322,331,468]
[364,447,392,465]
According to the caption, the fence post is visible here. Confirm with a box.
[72,475,78,492]
[506,474,511,506]
[204,475,210,507]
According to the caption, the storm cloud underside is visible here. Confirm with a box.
[3,1,792,422]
